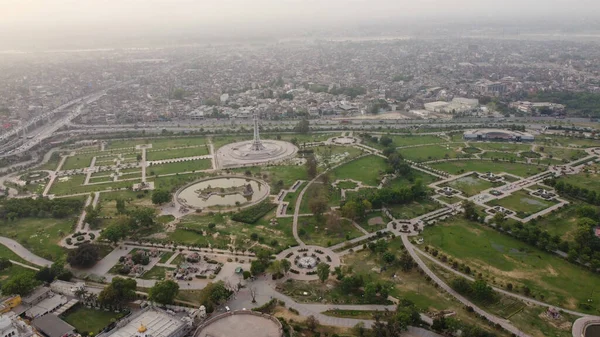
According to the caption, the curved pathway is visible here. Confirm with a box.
[0,236,52,267]
[414,245,597,318]
[401,235,532,337]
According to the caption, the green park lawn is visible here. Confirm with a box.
[390,134,445,147]
[212,135,252,149]
[297,216,363,247]
[479,151,521,162]
[61,306,123,334]
[557,171,600,191]
[541,147,587,162]
[441,174,497,196]
[357,211,389,233]
[535,203,583,241]
[398,144,463,162]
[422,217,600,312]
[168,212,297,252]
[146,146,210,161]
[62,153,96,170]
[299,184,342,214]
[149,137,208,149]
[148,159,212,176]
[141,266,174,280]
[386,171,438,189]
[49,175,135,196]
[436,195,464,204]
[150,172,208,192]
[336,180,359,189]
[429,160,546,177]
[312,145,364,168]
[0,244,33,265]
[387,199,441,219]
[0,217,73,260]
[332,155,387,186]
[473,142,533,152]
[262,132,336,143]
[537,135,600,148]
[487,190,557,218]
[231,164,308,190]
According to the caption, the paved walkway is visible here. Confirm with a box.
[0,236,52,267]
[414,245,596,318]
[401,235,532,337]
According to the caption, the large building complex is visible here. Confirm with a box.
[97,307,192,337]
[195,311,283,337]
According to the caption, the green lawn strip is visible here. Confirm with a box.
[212,135,253,149]
[321,309,378,320]
[398,144,465,162]
[149,137,208,150]
[0,217,73,261]
[541,147,588,162]
[429,160,546,177]
[120,167,142,174]
[62,154,96,170]
[105,139,149,149]
[283,182,305,211]
[487,190,557,218]
[299,184,342,214]
[480,151,521,162]
[440,174,499,197]
[167,212,296,252]
[262,132,335,143]
[386,171,438,189]
[158,251,175,263]
[298,216,362,247]
[336,181,358,189]
[312,145,365,169]
[146,146,210,161]
[537,135,600,148]
[149,172,208,193]
[331,155,388,186]
[475,143,533,152]
[534,203,582,241]
[148,159,212,176]
[437,195,464,204]
[119,172,142,179]
[230,165,308,191]
[61,306,124,334]
[89,176,114,183]
[38,154,62,171]
[421,217,600,313]
[49,175,135,196]
[387,199,441,219]
[391,134,445,147]
[90,171,114,178]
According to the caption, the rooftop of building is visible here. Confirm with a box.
[195,311,282,337]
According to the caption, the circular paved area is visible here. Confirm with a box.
[196,311,282,337]
[216,140,298,168]
[276,245,340,280]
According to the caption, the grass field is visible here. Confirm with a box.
[230,164,308,190]
[473,142,533,152]
[146,146,210,161]
[62,306,123,334]
[441,174,498,196]
[430,160,546,177]
[169,212,297,252]
[148,159,212,176]
[312,145,364,169]
[0,243,33,265]
[298,216,363,247]
[357,210,389,232]
[262,132,336,143]
[541,147,587,162]
[150,137,208,149]
[480,151,521,162]
[557,171,600,191]
[388,199,441,219]
[488,190,557,218]
[537,135,600,148]
[422,217,600,313]
[398,144,464,162]
[141,266,173,280]
[62,153,95,170]
[391,134,444,147]
[0,217,73,260]
[386,171,438,189]
[212,135,253,149]
[49,175,135,196]
[535,203,582,241]
[332,155,387,186]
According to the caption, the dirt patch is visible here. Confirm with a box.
[368,216,385,226]
[546,265,559,276]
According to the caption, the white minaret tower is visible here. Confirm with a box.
[250,112,265,151]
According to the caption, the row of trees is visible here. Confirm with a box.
[0,197,84,220]
[545,178,600,205]
[101,207,157,244]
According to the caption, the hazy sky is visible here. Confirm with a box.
[1,0,599,49]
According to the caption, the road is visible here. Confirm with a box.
[401,235,532,337]
[0,236,52,267]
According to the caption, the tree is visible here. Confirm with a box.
[294,118,310,134]
[151,190,172,205]
[98,277,137,308]
[341,201,360,220]
[472,279,495,302]
[492,212,505,226]
[306,315,319,331]
[309,197,328,219]
[268,260,282,276]
[316,263,330,283]
[463,201,478,221]
[149,280,179,305]
[305,156,317,179]
[115,199,126,214]
[398,251,414,271]
[379,135,393,147]
[451,277,472,295]
[67,244,99,268]
[1,272,37,296]
[281,259,291,274]
[0,258,12,271]
[129,207,156,228]
[102,221,127,245]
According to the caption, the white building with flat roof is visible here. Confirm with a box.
[98,307,191,337]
